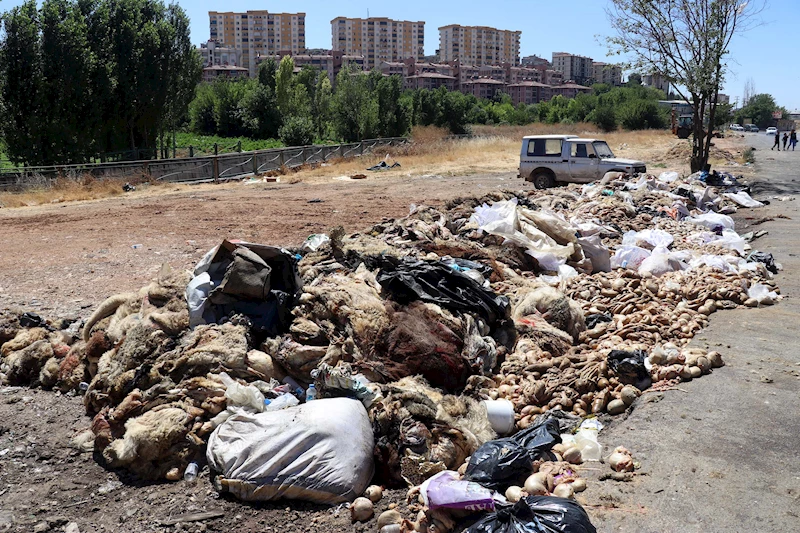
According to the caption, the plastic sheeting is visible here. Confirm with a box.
[724,191,764,208]
[465,496,597,533]
[686,213,735,231]
[375,256,510,326]
[465,417,560,490]
[471,199,581,272]
[207,398,374,504]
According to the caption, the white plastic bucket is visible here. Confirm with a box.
[482,399,515,435]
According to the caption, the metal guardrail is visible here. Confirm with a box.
[0,137,408,191]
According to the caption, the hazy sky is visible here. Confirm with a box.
[3,0,799,109]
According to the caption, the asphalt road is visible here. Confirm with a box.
[587,131,800,532]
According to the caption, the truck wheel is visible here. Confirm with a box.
[531,170,555,189]
[677,127,691,139]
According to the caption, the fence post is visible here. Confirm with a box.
[214,143,218,156]
[143,161,150,179]
[279,149,285,168]
[212,156,219,183]
[189,146,194,158]
[301,147,307,165]
[252,152,258,175]
[237,141,242,153]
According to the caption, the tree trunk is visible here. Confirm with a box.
[690,94,705,173]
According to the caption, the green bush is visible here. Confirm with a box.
[589,105,618,132]
[618,100,667,130]
[279,116,315,147]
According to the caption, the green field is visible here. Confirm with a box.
[173,133,284,157]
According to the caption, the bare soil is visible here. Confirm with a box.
[0,132,781,533]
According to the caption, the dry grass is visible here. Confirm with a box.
[288,125,683,183]
[0,175,148,208]
[0,125,711,209]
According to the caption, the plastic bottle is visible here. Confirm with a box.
[184,461,199,482]
[306,384,317,402]
[263,393,299,411]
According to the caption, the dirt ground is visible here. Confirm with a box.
[0,131,776,533]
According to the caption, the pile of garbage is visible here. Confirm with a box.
[0,168,780,531]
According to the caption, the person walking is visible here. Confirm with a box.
[791,129,798,151]
[783,132,789,150]
[772,130,781,150]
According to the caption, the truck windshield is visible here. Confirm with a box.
[593,142,614,159]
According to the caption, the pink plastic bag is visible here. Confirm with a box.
[420,471,496,512]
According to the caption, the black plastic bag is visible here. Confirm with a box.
[607,349,651,389]
[465,417,560,489]
[375,256,510,325]
[585,312,612,330]
[747,251,778,274]
[466,496,597,533]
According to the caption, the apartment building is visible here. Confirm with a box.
[198,40,242,68]
[642,73,670,94]
[551,82,592,99]
[202,65,249,83]
[256,51,366,83]
[209,11,306,77]
[331,17,425,70]
[439,25,521,66]
[521,55,551,68]
[507,82,552,106]
[551,52,593,85]
[592,62,623,86]
[461,78,507,100]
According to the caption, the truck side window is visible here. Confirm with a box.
[528,139,562,156]
[571,143,595,158]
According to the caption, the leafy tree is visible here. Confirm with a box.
[588,105,618,132]
[374,74,410,137]
[735,93,780,129]
[278,116,314,147]
[626,73,642,86]
[331,66,378,141]
[240,83,281,139]
[275,55,294,114]
[0,0,200,164]
[607,0,762,172]
[312,73,333,140]
[0,1,45,165]
[257,58,277,91]
[189,83,217,135]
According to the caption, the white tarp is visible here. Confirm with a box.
[207,398,374,504]
[723,191,764,208]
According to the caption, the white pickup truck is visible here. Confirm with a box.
[518,135,647,189]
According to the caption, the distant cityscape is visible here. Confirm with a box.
[199,10,671,106]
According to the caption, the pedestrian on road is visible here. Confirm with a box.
[783,132,789,150]
[772,130,781,150]
[791,129,798,151]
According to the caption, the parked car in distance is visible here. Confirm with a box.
[746,124,759,132]
[729,124,744,131]
[766,127,778,135]
[519,135,647,189]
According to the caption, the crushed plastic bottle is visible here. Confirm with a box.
[184,461,199,482]
[263,393,300,411]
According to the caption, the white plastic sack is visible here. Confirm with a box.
[186,272,213,328]
[724,191,764,208]
[747,283,778,306]
[473,199,575,267]
[611,245,652,270]
[207,398,374,504]
[622,229,674,249]
[658,171,679,183]
[686,212,735,231]
[638,248,686,277]
[219,372,265,413]
[577,236,611,273]
[688,254,739,273]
